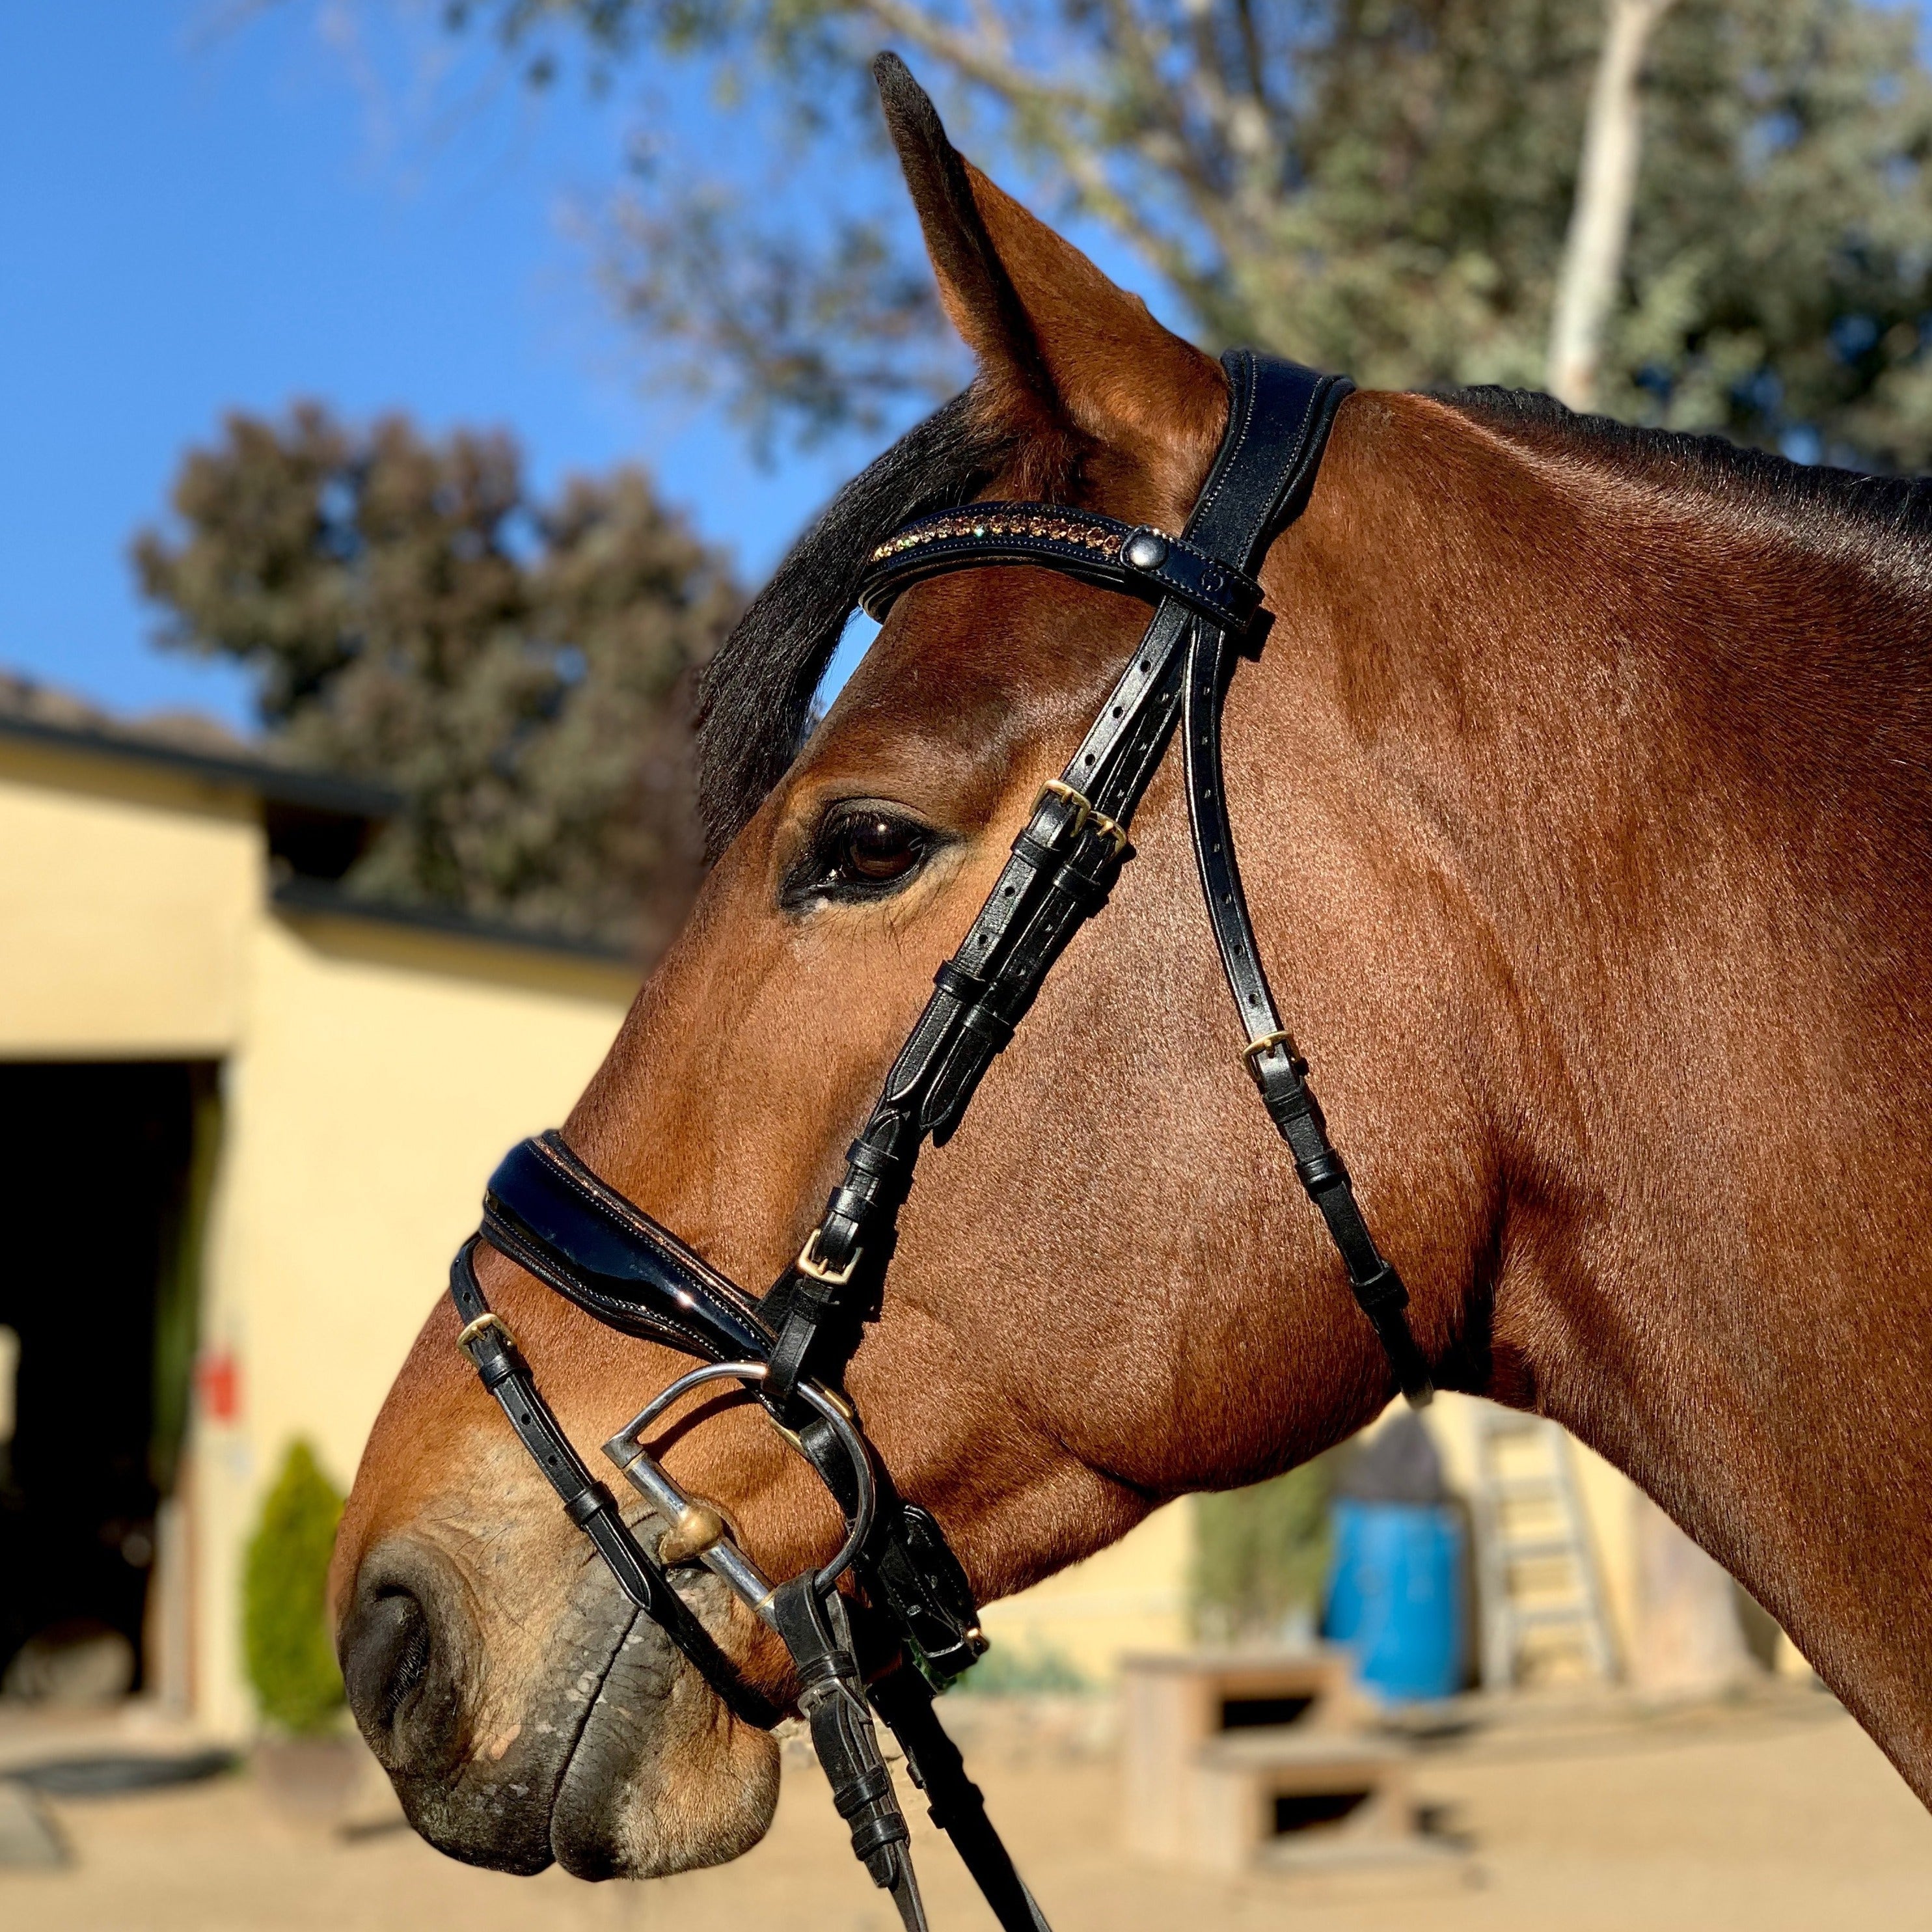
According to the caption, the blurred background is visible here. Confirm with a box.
[3,2,1932,1926]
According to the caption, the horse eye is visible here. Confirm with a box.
[834,813,923,884]
[782,804,942,909]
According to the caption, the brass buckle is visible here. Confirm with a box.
[1241,1028,1301,1068]
[796,1227,861,1288]
[456,1310,517,1360]
[767,1376,855,1465]
[1040,778,1130,858]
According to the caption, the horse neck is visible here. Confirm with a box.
[1303,396,1932,1789]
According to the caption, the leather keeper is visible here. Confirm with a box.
[839,1136,902,1184]
[565,1480,619,1527]
[472,1339,523,1394]
[1013,830,1071,873]
[826,1167,892,1229]
[956,1002,1016,1050]
[832,1765,898,1819]
[848,1806,909,1851]
[1296,1147,1352,1195]
[1041,858,1117,915]
[933,959,990,1001]
[1351,1261,1411,1315]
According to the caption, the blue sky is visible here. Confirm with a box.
[0,3,906,728]
[18,5,1924,732]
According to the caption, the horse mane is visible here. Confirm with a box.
[694,389,1014,858]
[1444,386,1932,558]
[698,377,1932,864]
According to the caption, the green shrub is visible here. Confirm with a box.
[1191,1456,1335,1644]
[951,1639,1088,1696]
[243,1439,346,1735]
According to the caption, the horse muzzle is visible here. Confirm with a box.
[338,1529,778,1879]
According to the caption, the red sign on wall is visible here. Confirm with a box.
[197,1348,241,1424]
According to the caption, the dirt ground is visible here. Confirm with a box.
[4,1684,1930,1932]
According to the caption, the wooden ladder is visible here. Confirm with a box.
[1471,1408,1618,1687]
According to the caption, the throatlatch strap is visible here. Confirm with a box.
[1182,617,1433,1404]
[1176,355,1435,1406]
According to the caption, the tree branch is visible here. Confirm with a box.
[851,0,1096,117]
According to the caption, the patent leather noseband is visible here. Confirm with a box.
[444,352,1431,1932]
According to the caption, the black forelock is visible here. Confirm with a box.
[693,389,1014,858]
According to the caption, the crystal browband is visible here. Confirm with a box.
[869,506,1122,562]
[858,499,1265,631]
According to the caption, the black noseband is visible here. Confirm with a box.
[438,352,1430,1932]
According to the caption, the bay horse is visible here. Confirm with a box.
[331,58,1932,1886]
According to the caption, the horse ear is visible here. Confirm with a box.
[873,53,1224,487]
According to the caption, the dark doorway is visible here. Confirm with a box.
[1273,1789,1373,1835]
[0,1061,219,1694]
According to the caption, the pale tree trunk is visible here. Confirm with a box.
[1547,0,1679,411]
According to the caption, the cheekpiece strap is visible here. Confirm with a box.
[858,502,1264,633]
[445,1240,783,1730]
[782,349,1433,1410]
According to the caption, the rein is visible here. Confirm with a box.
[444,352,1431,1931]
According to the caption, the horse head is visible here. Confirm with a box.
[329,51,1932,1889]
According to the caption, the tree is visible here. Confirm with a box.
[135,405,739,954]
[1191,1458,1336,1644]
[1549,0,1680,409]
[446,0,1932,469]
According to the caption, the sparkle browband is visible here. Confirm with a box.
[858,499,1264,632]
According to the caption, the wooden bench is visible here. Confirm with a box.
[1121,1648,1434,1872]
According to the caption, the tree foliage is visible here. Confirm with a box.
[243,1439,346,1736]
[1191,1458,1336,1642]
[136,405,739,952]
[448,0,1932,469]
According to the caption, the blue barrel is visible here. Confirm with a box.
[1324,1499,1464,1702]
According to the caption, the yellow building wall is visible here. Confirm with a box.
[980,1398,1660,1693]
[1419,1391,1640,1669]
[0,746,255,1056]
[979,1501,1195,1685]
[193,906,636,1733]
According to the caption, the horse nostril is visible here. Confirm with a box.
[339,1545,470,1780]
[346,1588,433,1734]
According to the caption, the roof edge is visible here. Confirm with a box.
[270,878,640,966]
[0,713,401,818]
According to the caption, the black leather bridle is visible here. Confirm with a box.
[443,353,1432,1931]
